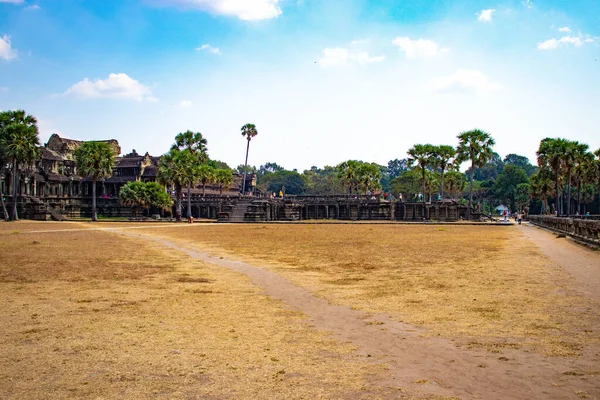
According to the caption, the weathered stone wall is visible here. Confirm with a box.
[529,215,600,247]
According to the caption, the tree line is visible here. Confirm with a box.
[2,109,600,221]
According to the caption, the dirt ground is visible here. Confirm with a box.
[1,221,599,399]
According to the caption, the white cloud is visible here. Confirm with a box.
[538,35,594,50]
[523,0,534,9]
[392,37,449,59]
[179,100,193,108]
[432,69,503,93]
[558,27,571,33]
[477,9,495,23]
[196,44,221,54]
[25,4,40,10]
[0,35,17,61]
[149,0,282,20]
[317,47,385,68]
[63,73,155,101]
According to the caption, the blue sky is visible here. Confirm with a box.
[1,0,599,171]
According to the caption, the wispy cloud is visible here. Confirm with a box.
[558,27,571,33]
[523,0,534,9]
[538,34,594,50]
[477,9,495,23]
[196,44,221,55]
[317,47,385,68]
[148,0,282,21]
[432,69,502,93]
[179,100,192,108]
[62,73,155,101]
[0,35,17,61]
[25,4,40,10]
[392,37,449,59]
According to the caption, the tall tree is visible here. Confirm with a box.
[198,165,216,197]
[0,110,40,221]
[157,148,183,221]
[430,145,455,199]
[172,130,209,158]
[537,138,568,215]
[492,164,529,212]
[214,168,234,196]
[240,123,258,194]
[407,144,435,202]
[0,140,9,221]
[337,160,360,194]
[595,149,600,213]
[455,129,496,219]
[356,162,382,193]
[74,141,115,221]
[387,158,409,179]
[530,169,554,214]
[572,148,594,214]
[562,141,588,215]
[443,170,466,200]
[172,130,209,213]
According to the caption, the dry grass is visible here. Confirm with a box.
[144,223,600,357]
[0,222,407,399]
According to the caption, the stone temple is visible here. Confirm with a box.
[1,134,476,222]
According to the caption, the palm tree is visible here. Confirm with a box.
[214,168,234,196]
[0,110,40,221]
[241,123,258,194]
[74,141,115,221]
[455,129,496,219]
[561,141,588,215]
[407,144,434,202]
[356,162,382,193]
[444,170,465,200]
[431,145,455,199]
[537,138,567,215]
[337,160,360,194]
[0,147,9,221]
[530,169,554,214]
[172,130,209,159]
[158,148,183,221]
[593,149,600,213]
[198,165,216,197]
[572,147,594,214]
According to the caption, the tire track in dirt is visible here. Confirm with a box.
[117,229,600,400]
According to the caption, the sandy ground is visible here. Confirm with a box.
[519,223,600,305]
[113,224,600,400]
[2,221,599,399]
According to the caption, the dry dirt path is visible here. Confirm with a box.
[109,227,600,400]
[520,223,600,306]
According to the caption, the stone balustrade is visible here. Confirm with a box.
[529,215,600,247]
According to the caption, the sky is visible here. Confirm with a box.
[1,0,599,171]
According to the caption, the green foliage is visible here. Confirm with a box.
[236,164,256,174]
[74,141,116,222]
[214,168,234,195]
[172,130,208,162]
[336,160,382,194]
[407,144,435,201]
[493,164,529,211]
[387,158,409,179]
[515,183,530,212]
[302,166,344,195]
[207,159,231,171]
[261,170,306,195]
[390,170,421,200]
[504,153,537,176]
[74,141,115,180]
[0,110,41,220]
[444,170,467,200]
[120,181,172,214]
[257,162,284,183]
[455,129,496,216]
